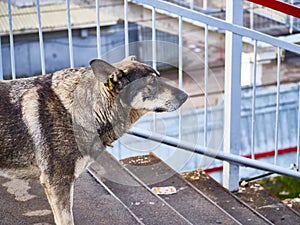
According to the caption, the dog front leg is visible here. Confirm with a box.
[40,173,75,225]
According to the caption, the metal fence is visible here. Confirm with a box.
[1,0,300,191]
[167,0,300,33]
[125,0,300,190]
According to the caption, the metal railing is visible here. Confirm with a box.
[1,0,300,191]
[125,0,300,190]
[167,0,300,33]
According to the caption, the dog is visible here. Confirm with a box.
[0,56,188,225]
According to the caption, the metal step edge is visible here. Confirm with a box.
[87,167,145,225]
[122,152,273,225]
[181,171,275,225]
[154,153,274,224]
[234,182,300,224]
[88,151,193,225]
[183,175,275,225]
[122,154,244,225]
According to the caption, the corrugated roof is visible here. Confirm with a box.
[0,2,118,35]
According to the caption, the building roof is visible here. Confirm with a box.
[0,2,118,35]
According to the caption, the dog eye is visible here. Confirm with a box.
[146,83,157,95]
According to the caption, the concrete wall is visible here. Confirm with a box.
[1,22,180,78]
[1,23,138,78]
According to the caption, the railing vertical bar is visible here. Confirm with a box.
[152,7,157,70]
[250,2,254,29]
[190,0,194,10]
[124,0,129,57]
[96,0,101,59]
[289,0,294,34]
[297,84,300,170]
[118,140,122,159]
[36,0,46,75]
[178,16,183,139]
[152,7,157,132]
[250,40,258,159]
[204,24,208,147]
[178,16,183,90]
[0,37,3,80]
[223,0,243,191]
[274,47,281,165]
[203,0,207,9]
[8,0,16,79]
[67,0,74,68]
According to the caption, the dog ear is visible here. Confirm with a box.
[121,55,136,62]
[90,59,124,90]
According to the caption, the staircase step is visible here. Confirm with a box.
[180,168,273,225]
[235,181,300,225]
[89,151,192,225]
[0,171,142,225]
[74,171,142,225]
[283,198,300,214]
[0,172,141,225]
[3,151,296,225]
[0,176,54,225]
[121,153,267,225]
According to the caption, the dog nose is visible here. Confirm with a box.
[178,91,188,104]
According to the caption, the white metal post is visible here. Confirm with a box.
[223,0,243,191]
[67,0,74,68]
[124,0,129,57]
[250,40,258,159]
[203,0,207,10]
[152,7,157,70]
[178,16,183,140]
[152,7,157,132]
[289,0,294,34]
[8,0,16,79]
[250,2,254,30]
[0,36,3,80]
[190,0,194,10]
[178,16,183,90]
[96,0,101,59]
[297,83,300,170]
[274,47,281,165]
[204,24,208,147]
[36,0,46,75]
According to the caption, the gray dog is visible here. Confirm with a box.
[0,56,187,224]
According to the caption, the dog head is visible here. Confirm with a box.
[90,56,188,112]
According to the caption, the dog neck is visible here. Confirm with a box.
[93,85,146,147]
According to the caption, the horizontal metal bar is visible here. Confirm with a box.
[131,0,300,54]
[128,127,300,179]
